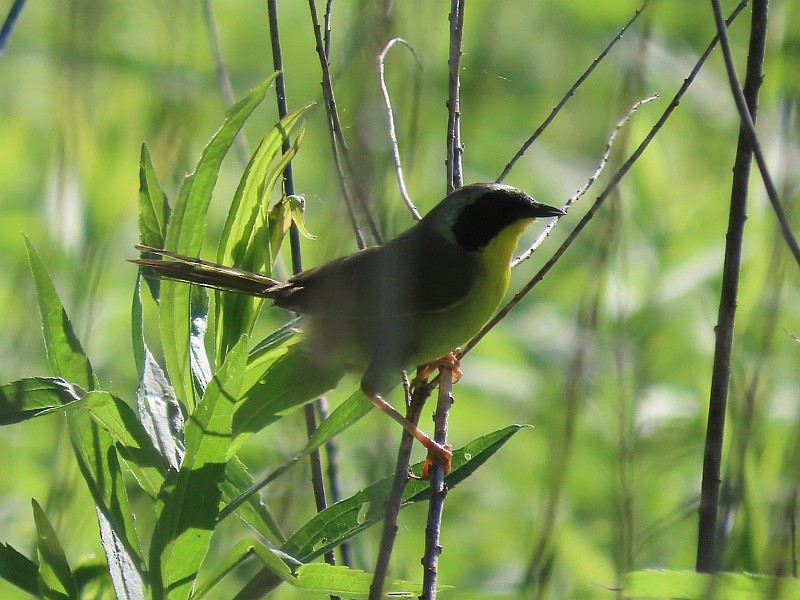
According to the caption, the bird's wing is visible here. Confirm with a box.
[272,224,479,318]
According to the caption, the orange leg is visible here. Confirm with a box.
[411,349,463,392]
[363,390,452,478]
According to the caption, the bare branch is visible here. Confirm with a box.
[697,0,769,573]
[709,0,800,266]
[460,1,749,361]
[497,0,650,182]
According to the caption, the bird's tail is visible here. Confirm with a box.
[131,245,285,297]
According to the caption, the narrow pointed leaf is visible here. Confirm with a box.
[0,542,38,596]
[283,425,529,561]
[193,539,296,599]
[290,563,436,598]
[32,499,78,600]
[160,75,277,413]
[215,107,310,357]
[150,336,248,600]
[26,239,145,579]
[222,458,285,543]
[138,350,185,471]
[138,142,170,249]
[96,507,145,600]
[0,377,85,425]
[25,236,98,391]
[85,391,167,497]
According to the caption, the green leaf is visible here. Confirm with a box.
[159,75,277,413]
[214,109,309,358]
[282,425,528,562]
[286,194,316,240]
[150,335,249,600]
[32,499,78,600]
[132,273,147,376]
[85,390,168,498]
[26,238,146,581]
[231,338,343,452]
[66,393,147,579]
[623,569,800,599]
[96,508,146,600]
[138,142,170,248]
[25,236,99,391]
[0,377,85,425]
[221,458,286,544]
[0,542,39,596]
[290,563,436,598]
[137,143,171,301]
[137,349,185,471]
[193,539,296,599]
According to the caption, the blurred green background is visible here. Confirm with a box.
[1,0,799,597]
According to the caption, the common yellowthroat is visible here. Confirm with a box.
[133,182,564,472]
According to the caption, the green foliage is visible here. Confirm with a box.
[2,2,799,599]
[0,74,515,598]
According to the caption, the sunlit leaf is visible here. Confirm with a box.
[32,499,78,600]
[282,425,528,561]
[0,542,38,596]
[0,377,85,425]
[159,76,277,413]
[150,336,248,600]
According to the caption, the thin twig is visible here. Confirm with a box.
[368,387,429,600]
[316,396,354,567]
[697,0,768,573]
[308,0,384,244]
[445,0,465,193]
[267,2,340,591]
[511,94,658,268]
[307,0,367,249]
[420,3,466,598]
[458,1,749,362]
[496,0,650,183]
[379,38,422,220]
[0,0,27,56]
[323,0,334,58]
[201,0,250,167]
[709,0,800,266]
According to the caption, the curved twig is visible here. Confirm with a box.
[460,0,749,361]
[379,38,422,220]
[511,94,658,268]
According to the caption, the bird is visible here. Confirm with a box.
[132,182,565,474]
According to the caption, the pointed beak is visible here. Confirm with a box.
[529,201,566,218]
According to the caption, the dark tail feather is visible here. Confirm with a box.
[131,245,284,297]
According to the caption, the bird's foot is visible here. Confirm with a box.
[410,349,463,393]
[421,441,453,480]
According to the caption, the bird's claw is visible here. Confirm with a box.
[421,442,453,480]
[410,350,463,393]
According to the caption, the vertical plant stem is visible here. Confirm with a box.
[308,0,383,245]
[266,1,340,589]
[369,387,429,600]
[420,2,467,598]
[445,0,465,193]
[696,0,768,573]
[201,0,250,166]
